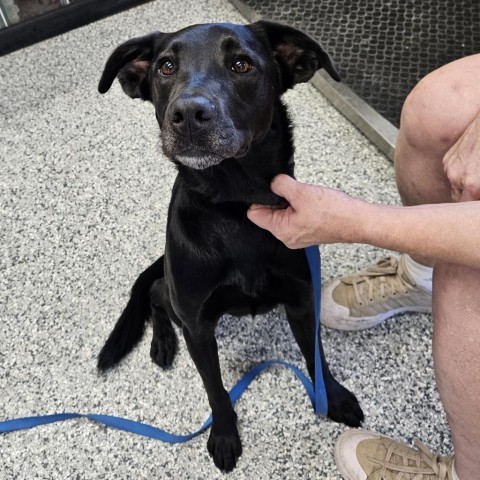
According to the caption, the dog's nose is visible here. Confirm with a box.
[170,96,216,135]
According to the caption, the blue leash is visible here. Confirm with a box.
[0,245,327,442]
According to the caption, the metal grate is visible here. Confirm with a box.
[229,0,480,127]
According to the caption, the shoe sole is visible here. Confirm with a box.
[321,280,432,331]
[322,305,432,331]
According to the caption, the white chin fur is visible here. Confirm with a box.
[176,154,225,170]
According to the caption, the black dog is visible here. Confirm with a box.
[97,21,363,472]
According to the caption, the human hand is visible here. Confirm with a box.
[443,115,480,201]
[247,174,366,248]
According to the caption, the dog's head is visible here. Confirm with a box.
[99,21,339,170]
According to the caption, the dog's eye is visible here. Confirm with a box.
[159,59,176,76]
[231,58,253,74]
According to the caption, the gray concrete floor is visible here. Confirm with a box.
[0,0,451,478]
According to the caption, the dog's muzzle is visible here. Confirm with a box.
[162,95,250,169]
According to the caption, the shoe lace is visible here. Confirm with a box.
[341,257,416,306]
[368,440,454,480]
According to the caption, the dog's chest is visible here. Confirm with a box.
[167,200,279,296]
[226,257,272,297]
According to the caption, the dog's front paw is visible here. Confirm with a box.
[326,381,364,428]
[207,424,242,472]
[150,329,178,369]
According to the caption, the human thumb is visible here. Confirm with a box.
[246,205,277,230]
[247,175,299,231]
[269,174,300,204]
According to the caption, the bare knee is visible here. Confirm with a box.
[394,83,453,205]
[395,55,480,205]
[399,55,480,156]
[401,72,467,155]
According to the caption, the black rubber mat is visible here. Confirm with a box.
[0,0,152,57]
[230,0,480,127]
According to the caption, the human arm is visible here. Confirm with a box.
[247,174,480,269]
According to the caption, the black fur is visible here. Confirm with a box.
[98,21,363,472]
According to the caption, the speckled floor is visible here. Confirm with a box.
[0,0,451,479]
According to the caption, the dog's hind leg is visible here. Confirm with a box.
[283,282,364,427]
[149,278,178,369]
[97,255,165,371]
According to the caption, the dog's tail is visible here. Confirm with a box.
[97,255,165,371]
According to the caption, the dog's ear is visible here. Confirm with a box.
[98,32,163,101]
[250,21,340,89]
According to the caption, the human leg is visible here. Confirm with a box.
[384,56,480,473]
[334,264,480,480]
[432,263,480,479]
[394,53,480,264]
[334,54,480,479]
[322,54,480,330]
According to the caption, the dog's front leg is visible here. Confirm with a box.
[283,282,364,428]
[183,326,242,472]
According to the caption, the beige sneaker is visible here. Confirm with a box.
[335,429,455,480]
[321,255,432,330]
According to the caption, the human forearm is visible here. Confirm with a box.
[248,175,480,269]
[357,201,480,268]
